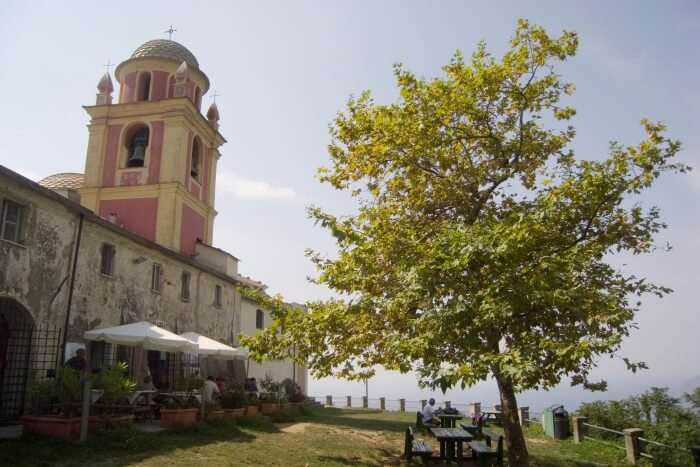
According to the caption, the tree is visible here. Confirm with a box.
[241,20,687,466]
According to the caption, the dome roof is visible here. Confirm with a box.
[38,173,84,191]
[130,39,200,69]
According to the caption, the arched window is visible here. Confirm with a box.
[126,126,149,167]
[190,137,201,180]
[136,72,151,101]
[194,87,202,110]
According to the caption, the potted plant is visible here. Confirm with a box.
[259,375,281,414]
[246,393,259,416]
[90,362,137,430]
[282,378,306,407]
[22,368,84,441]
[204,399,225,420]
[159,374,201,429]
[220,383,248,418]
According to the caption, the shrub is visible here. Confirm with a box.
[220,383,248,409]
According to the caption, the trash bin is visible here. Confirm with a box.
[543,405,569,439]
[552,406,570,440]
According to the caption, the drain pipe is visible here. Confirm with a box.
[60,212,84,365]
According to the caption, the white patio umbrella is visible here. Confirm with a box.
[179,332,248,359]
[83,321,198,352]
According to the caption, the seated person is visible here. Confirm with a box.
[139,375,157,392]
[215,376,226,393]
[203,376,221,403]
[244,377,259,395]
[421,398,443,426]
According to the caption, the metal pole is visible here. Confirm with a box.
[79,378,91,442]
[79,341,91,443]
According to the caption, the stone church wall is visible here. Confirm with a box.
[0,170,77,330]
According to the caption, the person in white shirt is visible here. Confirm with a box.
[421,398,442,426]
[203,376,221,403]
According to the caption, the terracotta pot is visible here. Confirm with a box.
[160,408,199,429]
[260,402,279,414]
[206,410,225,420]
[223,408,246,418]
[22,416,81,441]
[88,414,134,431]
[246,405,259,416]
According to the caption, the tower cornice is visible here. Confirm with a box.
[83,97,226,148]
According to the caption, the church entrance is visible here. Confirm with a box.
[0,297,62,424]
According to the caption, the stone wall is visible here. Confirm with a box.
[0,172,76,330]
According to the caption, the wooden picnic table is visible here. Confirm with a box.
[430,427,473,461]
[438,412,464,428]
[482,409,502,424]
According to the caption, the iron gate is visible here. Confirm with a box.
[0,314,62,424]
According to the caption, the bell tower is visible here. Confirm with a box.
[79,39,225,256]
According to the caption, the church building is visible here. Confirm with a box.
[0,38,306,424]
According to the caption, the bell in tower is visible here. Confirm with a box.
[127,127,149,167]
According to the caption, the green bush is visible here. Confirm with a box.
[577,387,700,466]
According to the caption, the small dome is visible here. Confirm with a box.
[97,72,114,93]
[206,102,220,121]
[130,39,199,69]
[38,173,84,191]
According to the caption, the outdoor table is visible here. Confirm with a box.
[483,410,502,424]
[438,412,464,428]
[430,427,473,461]
[128,390,157,405]
[160,391,202,404]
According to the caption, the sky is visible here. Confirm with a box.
[0,1,698,412]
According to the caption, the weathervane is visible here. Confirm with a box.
[165,25,177,40]
[210,90,221,103]
[103,60,113,74]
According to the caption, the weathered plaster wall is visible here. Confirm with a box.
[0,173,76,329]
[67,218,238,346]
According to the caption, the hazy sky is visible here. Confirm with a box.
[1,1,698,410]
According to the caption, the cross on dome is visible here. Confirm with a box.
[164,25,177,40]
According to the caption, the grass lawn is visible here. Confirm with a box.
[0,407,635,466]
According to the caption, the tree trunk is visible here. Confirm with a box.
[494,370,529,467]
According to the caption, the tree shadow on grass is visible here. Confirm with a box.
[0,419,259,467]
[308,408,411,434]
[317,447,405,466]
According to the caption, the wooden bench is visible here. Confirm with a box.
[469,431,503,465]
[404,426,433,462]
